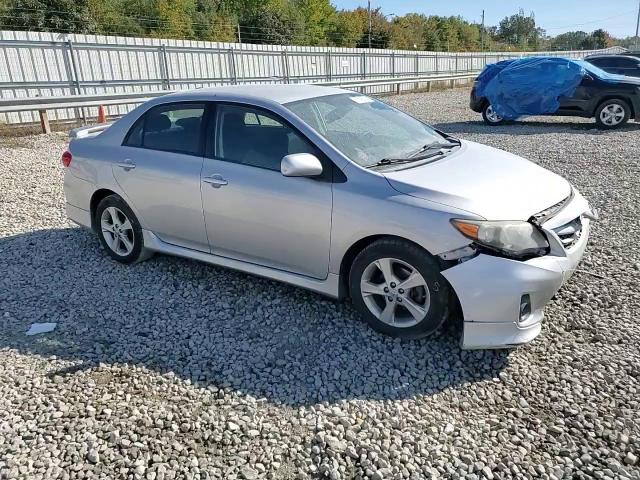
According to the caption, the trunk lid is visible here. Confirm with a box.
[383,140,571,220]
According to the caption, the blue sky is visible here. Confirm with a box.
[332,0,640,38]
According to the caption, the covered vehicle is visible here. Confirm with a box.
[470,56,640,129]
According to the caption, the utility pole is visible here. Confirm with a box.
[480,9,485,52]
[635,0,640,50]
[368,0,372,49]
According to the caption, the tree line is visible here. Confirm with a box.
[0,0,630,51]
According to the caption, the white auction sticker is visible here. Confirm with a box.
[350,96,374,104]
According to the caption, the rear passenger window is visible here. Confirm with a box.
[124,103,205,155]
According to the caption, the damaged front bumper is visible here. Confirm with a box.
[442,191,595,349]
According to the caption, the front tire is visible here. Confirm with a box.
[482,104,505,125]
[349,239,452,339]
[595,99,630,129]
[95,194,151,264]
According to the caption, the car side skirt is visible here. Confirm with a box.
[142,230,341,299]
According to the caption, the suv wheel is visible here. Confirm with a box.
[95,194,153,264]
[482,104,505,125]
[349,239,451,339]
[595,99,630,129]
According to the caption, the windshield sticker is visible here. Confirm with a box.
[350,96,374,104]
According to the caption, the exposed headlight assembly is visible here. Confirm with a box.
[451,219,549,259]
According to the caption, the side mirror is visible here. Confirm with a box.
[281,153,323,177]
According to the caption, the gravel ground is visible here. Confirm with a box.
[1,88,639,480]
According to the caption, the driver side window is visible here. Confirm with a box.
[215,104,318,171]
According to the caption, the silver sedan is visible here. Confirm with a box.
[63,84,597,349]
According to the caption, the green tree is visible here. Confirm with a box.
[389,13,426,50]
[590,29,614,49]
[327,9,362,47]
[239,0,303,45]
[352,6,390,49]
[497,9,544,49]
[3,0,95,33]
[549,31,590,50]
[191,0,237,42]
[295,0,335,46]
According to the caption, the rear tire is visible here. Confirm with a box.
[95,194,153,264]
[595,99,630,129]
[349,239,451,339]
[482,104,505,125]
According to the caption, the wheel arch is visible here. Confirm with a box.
[89,188,118,231]
[338,234,453,299]
[593,95,635,118]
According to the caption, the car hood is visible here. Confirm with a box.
[383,140,571,220]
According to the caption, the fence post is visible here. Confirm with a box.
[326,50,332,81]
[414,53,419,91]
[455,54,458,74]
[38,109,51,134]
[435,52,439,75]
[281,50,290,84]
[361,51,366,80]
[391,52,395,77]
[229,48,238,85]
[65,40,86,123]
[158,44,171,90]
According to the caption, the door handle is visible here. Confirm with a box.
[203,174,228,188]
[116,159,136,171]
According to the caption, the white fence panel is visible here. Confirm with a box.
[0,29,626,124]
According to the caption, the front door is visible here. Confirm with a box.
[558,76,598,115]
[115,102,209,252]
[200,104,332,279]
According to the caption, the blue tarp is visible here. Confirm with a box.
[475,57,620,120]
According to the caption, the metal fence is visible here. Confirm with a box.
[0,30,626,124]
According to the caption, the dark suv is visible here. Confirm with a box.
[470,59,640,129]
[585,55,640,77]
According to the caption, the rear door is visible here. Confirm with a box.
[115,102,209,252]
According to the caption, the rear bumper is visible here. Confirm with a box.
[66,203,92,229]
[443,218,591,349]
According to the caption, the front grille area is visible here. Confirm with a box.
[552,217,583,249]
[532,193,572,225]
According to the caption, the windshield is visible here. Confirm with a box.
[285,93,446,168]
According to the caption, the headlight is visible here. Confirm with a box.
[451,219,549,259]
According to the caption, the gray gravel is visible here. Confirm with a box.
[1,88,639,480]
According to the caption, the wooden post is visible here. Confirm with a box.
[450,79,455,89]
[427,81,432,92]
[39,109,51,134]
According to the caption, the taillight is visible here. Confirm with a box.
[61,150,72,167]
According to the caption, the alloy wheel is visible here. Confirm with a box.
[599,103,625,126]
[485,105,503,123]
[100,206,135,256]
[360,257,431,328]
